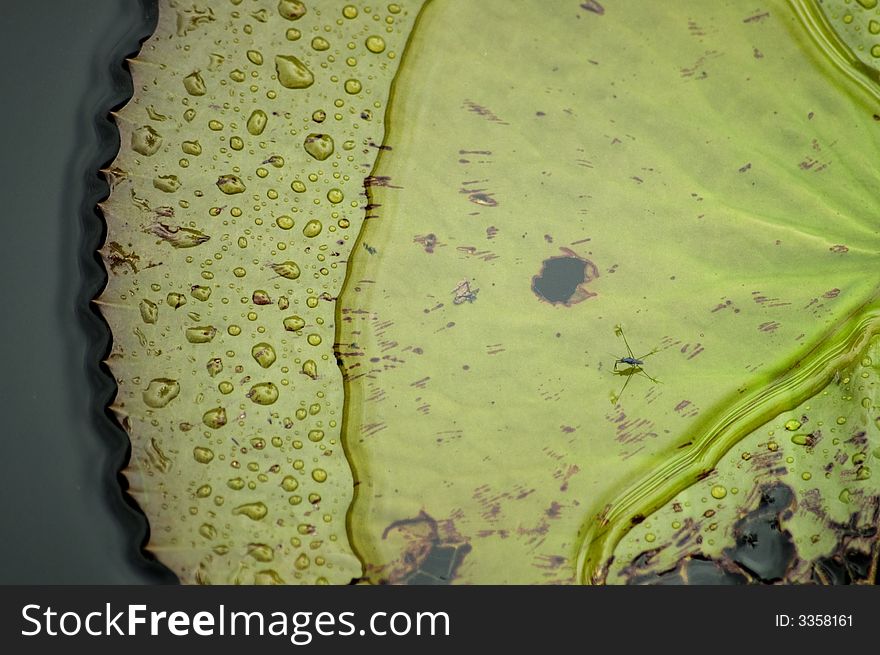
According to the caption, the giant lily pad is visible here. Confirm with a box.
[98,0,423,584]
[339,0,880,584]
[98,0,880,585]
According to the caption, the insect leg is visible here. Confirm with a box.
[612,370,634,404]
[618,328,636,360]
[637,368,660,384]
[638,347,660,360]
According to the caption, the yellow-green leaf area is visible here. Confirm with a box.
[339,0,880,584]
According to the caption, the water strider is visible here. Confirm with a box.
[611,324,660,404]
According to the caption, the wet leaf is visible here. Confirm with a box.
[98,0,423,584]
[100,0,880,585]
[339,0,880,584]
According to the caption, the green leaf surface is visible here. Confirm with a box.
[340,0,880,583]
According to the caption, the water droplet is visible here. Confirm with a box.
[149,223,209,248]
[270,260,300,280]
[186,326,218,344]
[308,429,324,442]
[190,285,211,302]
[247,109,268,136]
[783,419,801,431]
[233,502,268,521]
[278,0,307,20]
[710,485,727,499]
[248,544,274,562]
[302,360,318,379]
[247,49,264,65]
[276,215,295,230]
[193,446,215,463]
[249,382,279,405]
[217,175,246,194]
[307,334,322,346]
[283,315,305,332]
[275,54,314,89]
[183,71,207,96]
[303,133,335,160]
[206,358,223,377]
[366,35,386,53]
[344,78,362,94]
[153,175,181,193]
[139,298,158,324]
[312,468,328,483]
[181,140,202,156]
[303,219,323,237]
[252,342,277,368]
[202,407,227,429]
[143,378,180,408]
[131,125,162,156]
[166,292,187,309]
[254,569,285,585]
[311,36,330,51]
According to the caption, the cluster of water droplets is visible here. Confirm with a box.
[99,0,420,584]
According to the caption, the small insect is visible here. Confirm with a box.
[611,324,660,403]
[452,279,479,304]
